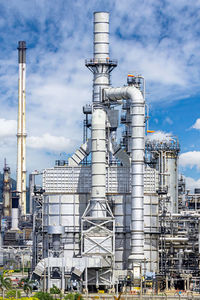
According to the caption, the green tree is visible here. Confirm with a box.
[34,291,54,300]
[50,285,61,299]
[65,293,83,300]
[6,289,21,298]
[0,272,12,299]
[19,277,33,297]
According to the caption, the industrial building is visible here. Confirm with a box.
[1,11,200,295]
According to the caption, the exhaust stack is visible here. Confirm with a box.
[81,12,115,288]
[85,12,117,103]
[16,41,27,215]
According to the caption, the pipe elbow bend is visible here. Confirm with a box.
[125,86,144,104]
[104,86,144,104]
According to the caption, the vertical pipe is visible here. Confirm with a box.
[29,173,35,214]
[130,92,145,264]
[93,12,110,102]
[17,41,27,215]
[91,109,106,217]
[105,86,145,264]
[93,12,109,59]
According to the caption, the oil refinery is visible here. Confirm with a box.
[1,11,200,296]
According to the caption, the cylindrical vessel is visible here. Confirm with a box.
[91,109,106,217]
[166,151,178,213]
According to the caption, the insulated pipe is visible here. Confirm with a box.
[161,237,189,242]
[93,12,110,102]
[17,41,27,215]
[91,109,106,218]
[105,86,145,263]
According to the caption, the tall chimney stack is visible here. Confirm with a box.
[16,41,27,215]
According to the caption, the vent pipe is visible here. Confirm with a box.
[86,12,117,103]
[105,86,145,264]
[17,41,27,215]
[93,12,110,103]
[93,11,109,59]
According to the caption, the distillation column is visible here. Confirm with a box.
[16,41,27,215]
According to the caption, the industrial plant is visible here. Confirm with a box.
[1,11,200,296]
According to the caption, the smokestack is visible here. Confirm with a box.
[85,12,117,103]
[93,11,109,60]
[16,41,27,215]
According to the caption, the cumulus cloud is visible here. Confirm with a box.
[192,118,200,130]
[27,133,76,152]
[179,151,200,169]
[0,118,16,138]
[184,176,200,193]
[0,0,200,174]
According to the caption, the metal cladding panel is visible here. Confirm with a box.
[143,194,159,273]
[144,195,159,231]
[43,194,88,229]
[115,234,124,248]
[49,215,60,226]
[115,250,124,262]
[43,165,158,194]
[64,250,74,263]
[43,167,91,193]
[115,216,124,227]
[144,234,159,273]
[60,216,79,227]
[114,203,124,215]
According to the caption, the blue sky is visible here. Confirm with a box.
[0,0,200,191]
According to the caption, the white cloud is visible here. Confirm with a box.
[192,118,200,130]
[179,151,200,169]
[0,118,16,138]
[184,176,200,193]
[0,0,200,175]
[27,133,76,152]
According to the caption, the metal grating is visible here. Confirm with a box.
[43,166,158,194]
